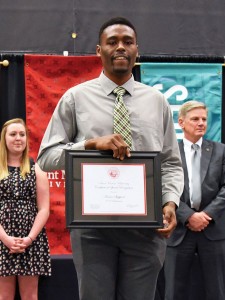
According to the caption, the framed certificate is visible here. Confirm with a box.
[65,150,163,228]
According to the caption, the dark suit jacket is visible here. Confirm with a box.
[167,139,225,247]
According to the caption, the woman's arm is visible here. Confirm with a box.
[27,163,50,241]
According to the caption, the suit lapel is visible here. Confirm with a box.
[179,141,190,199]
[201,140,213,183]
[179,139,213,206]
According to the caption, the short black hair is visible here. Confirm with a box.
[98,17,137,44]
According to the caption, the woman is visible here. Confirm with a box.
[0,118,51,300]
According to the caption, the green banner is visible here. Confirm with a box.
[140,63,222,142]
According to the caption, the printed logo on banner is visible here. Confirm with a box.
[140,63,222,142]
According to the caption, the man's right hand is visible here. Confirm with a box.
[84,134,131,160]
[186,211,212,231]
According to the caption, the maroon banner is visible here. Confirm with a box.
[24,54,102,254]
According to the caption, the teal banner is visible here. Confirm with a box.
[140,63,222,142]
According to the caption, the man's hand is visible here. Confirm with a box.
[186,211,212,231]
[157,202,177,238]
[85,134,131,160]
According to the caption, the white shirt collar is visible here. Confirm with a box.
[183,137,203,149]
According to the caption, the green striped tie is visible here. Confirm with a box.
[113,86,132,150]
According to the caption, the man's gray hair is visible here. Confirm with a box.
[179,100,207,118]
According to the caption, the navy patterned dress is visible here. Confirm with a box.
[0,162,51,276]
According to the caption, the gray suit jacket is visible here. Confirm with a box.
[167,139,225,246]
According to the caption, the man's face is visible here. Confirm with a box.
[179,108,207,143]
[96,24,138,82]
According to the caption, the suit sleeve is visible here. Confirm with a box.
[203,143,225,221]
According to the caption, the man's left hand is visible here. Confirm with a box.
[157,201,177,238]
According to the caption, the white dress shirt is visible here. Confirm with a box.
[183,137,202,208]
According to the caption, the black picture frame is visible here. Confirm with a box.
[65,150,163,228]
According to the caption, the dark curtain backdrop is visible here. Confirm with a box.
[1,1,225,56]
[0,54,25,129]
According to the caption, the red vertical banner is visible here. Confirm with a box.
[24,54,102,254]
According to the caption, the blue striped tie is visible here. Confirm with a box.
[191,144,201,210]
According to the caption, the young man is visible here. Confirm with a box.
[38,17,183,300]
[164,101,225,300]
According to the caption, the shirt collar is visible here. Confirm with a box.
[183,137,203,149]
[99,71,134,96]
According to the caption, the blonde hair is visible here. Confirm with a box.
[179,100,207,119]
[0,118,30,180]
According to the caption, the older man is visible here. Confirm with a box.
[164,100,225,300]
